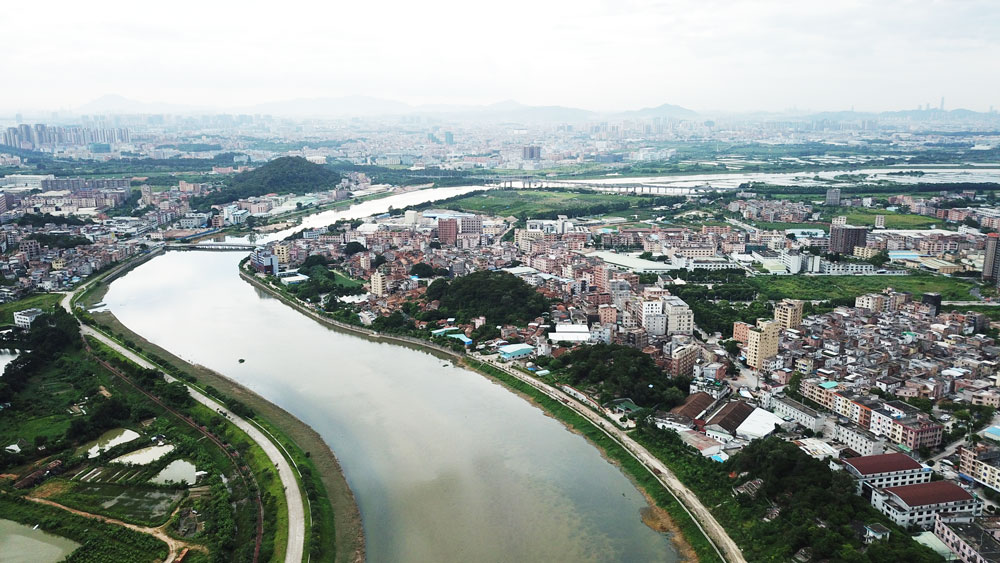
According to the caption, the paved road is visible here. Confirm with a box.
[62,291,306,562]
[475,355,746,563]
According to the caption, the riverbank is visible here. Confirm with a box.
[70,251,364,563]
[240,267,738,562]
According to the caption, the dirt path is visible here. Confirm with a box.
[26,496,204,563]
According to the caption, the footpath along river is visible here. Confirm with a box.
[103,187,683,562]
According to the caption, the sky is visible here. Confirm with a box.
[4,0,999,114]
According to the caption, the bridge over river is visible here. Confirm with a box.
[164,242,256,252]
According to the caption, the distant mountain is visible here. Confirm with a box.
[76,94,207,115]
[247,96,411,117]
[73,94,700,122]
[618,102,698,119]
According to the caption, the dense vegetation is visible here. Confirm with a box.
[28,232,93,248]
[16,213,90,227]
[637,430,944,562]
[191,156,341,209]
[0,495,169,562]
[424,270,549,326]
[540,343,689,407]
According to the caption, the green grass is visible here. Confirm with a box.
[835,207,947,229]
[328,269,362,288]
[751,273,978,301]
[440,190,645,217]
[0,293,63,324]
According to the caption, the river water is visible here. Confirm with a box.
[0,519,80,563]
[103,188,680,562]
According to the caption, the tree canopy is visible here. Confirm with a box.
[191,156,341,209]
[431,270,548,326]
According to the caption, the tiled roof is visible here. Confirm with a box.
[883,481,972,507]
[844,453,922,476]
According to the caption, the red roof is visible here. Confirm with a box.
[844,453,921,476]
[883,481,973,507]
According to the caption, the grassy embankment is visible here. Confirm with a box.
[76,278,362,563]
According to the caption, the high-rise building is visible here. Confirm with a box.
[830,225,868,254]
[444,131,454,145]
[825,188,841,206]
[522,146,541,160]
[983,234,1000,284]
[875,215,886,229]
[774,299,804,330]
[438,218,458,245]
[746,319,780,371]
[371,270,387,297]
[922,293,942,315]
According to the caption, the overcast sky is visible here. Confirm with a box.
[4,0,998,114]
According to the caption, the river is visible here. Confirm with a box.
[103,188,680,562]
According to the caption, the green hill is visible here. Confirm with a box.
[192,156,341,209]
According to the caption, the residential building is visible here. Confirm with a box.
[746,319,780,371]
[984,233,1000,285]
[830,225,868,254]
[835,424,886,457]
[371,271,387,297]
[960,445,1000,493]
[826,188,842,206]
[13,308,44,329]
[772,396,826,433]
[843,453,931,495]
[774,299,804,330]
[871,481,981,529]
[933,513,1000,563]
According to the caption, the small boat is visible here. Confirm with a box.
[238,358,245,364]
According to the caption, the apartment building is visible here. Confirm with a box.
[774,299,804,330]
[746,319,780,371]
[960,445,1000,493]
[871,481,981,529]
[843,453,931,495]
[772,396,826,433]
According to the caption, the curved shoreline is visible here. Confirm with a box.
[239,268,744,562]
[66,251,365,563]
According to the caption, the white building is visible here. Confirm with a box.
[843,453,931,495]
[772,396,826,433]
[871,481,981,529]
[13,308,44,330]
[835,424,887,457]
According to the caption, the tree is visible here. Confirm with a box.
[409,263,435,278]
[344,241,366,255]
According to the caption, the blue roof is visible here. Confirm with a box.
[499,343,534,354]
[819,381,839,389]
[710,454,726,463]
[430,327,460,336]
[985,427,1000,439]
[448,334,473,345]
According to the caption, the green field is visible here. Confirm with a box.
[0,293,62,325]
[441,189,646,217]
[51,481,185,525]
[751,273,978,301]
[821,206,947,229]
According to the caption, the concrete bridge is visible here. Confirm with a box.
[165,242,255,252]
[483,176,718,195]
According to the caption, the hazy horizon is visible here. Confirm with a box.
[4,0,999,114]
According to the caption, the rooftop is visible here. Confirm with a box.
[882,481,973,507]
[844,453,922,476]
